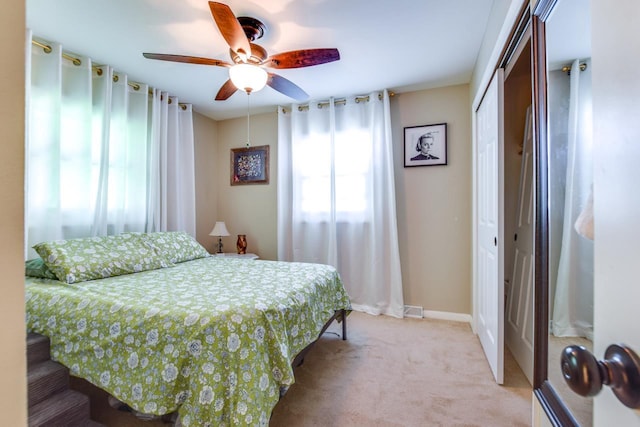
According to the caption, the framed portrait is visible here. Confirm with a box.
[230,145,270,185]
[403,123,447,167]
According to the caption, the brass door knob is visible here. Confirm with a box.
[561,344,640,409]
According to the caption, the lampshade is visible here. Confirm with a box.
[209,221,230,237]
[229,64,268,93]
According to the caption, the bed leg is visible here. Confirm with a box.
[341,309,347,340]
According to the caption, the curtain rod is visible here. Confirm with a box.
[31,39,82,65]
[31,39,143,91]
[561,62,587,74]
[31,39,188,109]
[293,91,395,112]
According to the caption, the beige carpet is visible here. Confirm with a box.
[76,311,532,426]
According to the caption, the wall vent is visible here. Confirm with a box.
[403,305,424,319]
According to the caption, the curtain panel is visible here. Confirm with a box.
[146,89,196,235]
[277,90,404,318]
[25,34,195,258]
[551,58,594,339]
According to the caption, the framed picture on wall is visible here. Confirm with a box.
[230,145,270,185]
[403,123,447,167]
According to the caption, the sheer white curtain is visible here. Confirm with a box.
[146,89,196,234]
[552,59,594,338]
[277,90,404,317]
[91,65,150,236]
[26,35,195,258]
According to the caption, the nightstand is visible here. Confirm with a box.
[214,253,259,260]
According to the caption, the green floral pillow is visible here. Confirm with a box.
[142,231,210,263]
[25,258,59,280]
[34,233,174,284]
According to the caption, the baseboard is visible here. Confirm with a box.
[357,305,472,323]
[422,310,472,323]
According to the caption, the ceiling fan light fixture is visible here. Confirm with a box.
[143,3,340,101]
[229,63,268,93]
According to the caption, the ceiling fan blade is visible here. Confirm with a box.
[143,53,232,67]
[215,79,238,101]
[265,48,340,69]
[267,73,309,101]
[209,1,251,62]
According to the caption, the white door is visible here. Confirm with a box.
[505,107,534,384]
[475,69,504,384]
[592,0,640,424]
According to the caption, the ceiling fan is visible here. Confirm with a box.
[143,1,340,102]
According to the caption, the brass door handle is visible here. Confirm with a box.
[561,343,640,409]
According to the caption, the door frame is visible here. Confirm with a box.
[531,0,581,425]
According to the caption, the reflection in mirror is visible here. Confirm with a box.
[545,0,593,425]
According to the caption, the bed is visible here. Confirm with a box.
[25,231,351,426]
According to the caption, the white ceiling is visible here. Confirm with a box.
[27,0,495,121]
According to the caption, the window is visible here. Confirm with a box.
[294,128,371,218]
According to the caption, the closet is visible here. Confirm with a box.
[503,33,534,385]
[479,2,640,424]
[474,8,534,385]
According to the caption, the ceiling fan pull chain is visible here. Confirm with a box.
[246,92,251,147]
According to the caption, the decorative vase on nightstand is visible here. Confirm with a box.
[236,234,247,254]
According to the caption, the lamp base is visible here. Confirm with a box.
[217,238,224,254]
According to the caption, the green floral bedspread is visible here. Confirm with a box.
[25,257,351,426]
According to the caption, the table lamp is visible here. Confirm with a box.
[209,221,230,253]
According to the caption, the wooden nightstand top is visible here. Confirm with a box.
[213,253,259,260]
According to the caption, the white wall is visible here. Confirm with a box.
[591,0,640,424]
[392,85,473,314]
[0,0,27,423]
[193,111,220,253]
[215,111,279,261]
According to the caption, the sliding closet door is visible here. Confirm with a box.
[475,69,505,384]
